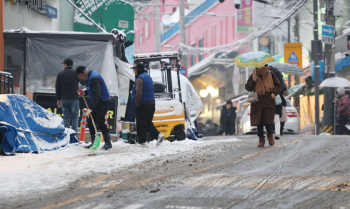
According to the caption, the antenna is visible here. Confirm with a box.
[93,0,106,30]
[78,0,99,32]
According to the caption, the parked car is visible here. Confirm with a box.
[241,100,300,135]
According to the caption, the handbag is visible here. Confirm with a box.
[275,94,282,105]
[247,76,264,104]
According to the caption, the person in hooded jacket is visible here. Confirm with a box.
[335,87,350,135]
[220,100,237,135]
[76,66,112,151]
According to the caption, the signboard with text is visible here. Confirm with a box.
[284,43,302,68]
[33,93,118,134]
[236,0,253,32]
[8,0,57,18]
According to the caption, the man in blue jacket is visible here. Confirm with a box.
[76,66,112,150]
[131,63,165,147]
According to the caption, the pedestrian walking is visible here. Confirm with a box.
[335,87,350,135]
[55,58,79,132]
[245,65,281,147]
[280,84,289,135]
[131,63,165,147]
[76,66,112,150]
[220,100,237,136]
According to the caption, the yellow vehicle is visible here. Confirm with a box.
[133,52,187,141]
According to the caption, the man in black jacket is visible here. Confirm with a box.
[76,66,112,150]
[220,100,237,135]
[55,58,79,132]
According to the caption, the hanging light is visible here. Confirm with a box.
[206,86,215,94]
[199,89,209,98]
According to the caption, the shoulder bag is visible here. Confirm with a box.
[247,77,264,104]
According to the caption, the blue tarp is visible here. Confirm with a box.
[335,56,350,72]
[0,95,78,155]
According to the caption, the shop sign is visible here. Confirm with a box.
[33,93,118,134]
[10,0,57,18]
[284,43,302,68]
[236,0,253,32]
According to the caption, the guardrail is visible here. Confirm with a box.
[0,72,14,94]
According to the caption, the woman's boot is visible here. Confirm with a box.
[267,134,275,146]
[257,137,265,147]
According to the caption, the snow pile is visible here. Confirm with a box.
[0,138,239,199]
[155,101,184,116]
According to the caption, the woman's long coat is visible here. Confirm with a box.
[245,71,281,126]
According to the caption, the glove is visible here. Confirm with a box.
[77,89,84,96]
[87,109,92,116]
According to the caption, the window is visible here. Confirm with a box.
[199,38,204,61]
[140,33,143,43]
[145,23,149,39]
[220,20,223,45]
[191,44,196,66]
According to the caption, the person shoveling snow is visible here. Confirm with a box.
[76,66,112,151]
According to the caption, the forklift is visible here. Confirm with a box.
[133,52,187,141]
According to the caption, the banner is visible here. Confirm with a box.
[33,93,118,134]
[236,0,253,32]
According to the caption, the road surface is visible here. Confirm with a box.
[2,135,350,209]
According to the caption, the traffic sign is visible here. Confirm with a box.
[180,66,188,77]
[322,25,335,45]
[284,43,302,68]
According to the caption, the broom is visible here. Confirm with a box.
[82,96,100,150]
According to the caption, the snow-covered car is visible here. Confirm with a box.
[241,100,300,135]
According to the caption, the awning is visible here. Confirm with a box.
[188,54,215,77]
[286,84,306,99]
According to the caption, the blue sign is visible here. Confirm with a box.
[260,47,269,53]
[180,66,187,77]
[322,25,335,37]
[44,5,57,18]
[322,25,334,45]
[310,61,324,82]
[288,51,298,63]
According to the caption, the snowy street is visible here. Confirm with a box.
[3,135,350,208]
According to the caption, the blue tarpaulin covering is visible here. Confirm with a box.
[0,95,78,155]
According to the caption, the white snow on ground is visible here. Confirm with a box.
[0,138,239,199]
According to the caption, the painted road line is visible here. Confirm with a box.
[182,174,350,192]
[42,139,302,209]
[185,139,302,174]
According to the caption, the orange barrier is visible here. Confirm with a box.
[79,109,88,142]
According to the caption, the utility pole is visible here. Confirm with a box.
[323,0,335,134]
[155,0,161,52]
[287,17,291,88]
[312,0,321,135]
[294,12,300,113]
[179,0,187,68]
[0,0,4,72]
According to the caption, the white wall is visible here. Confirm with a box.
[4,0,60,31]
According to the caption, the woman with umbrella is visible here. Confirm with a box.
[245,65,281,147]
[235,52,281,147]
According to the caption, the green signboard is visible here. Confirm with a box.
[74,0,134,47]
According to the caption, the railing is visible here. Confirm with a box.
[0,72,14,94]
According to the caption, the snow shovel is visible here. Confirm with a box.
[82,96,101,150]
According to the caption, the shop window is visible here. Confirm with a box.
[199,38,204,61]
[191,44,196,66]
[145,23,149,39]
